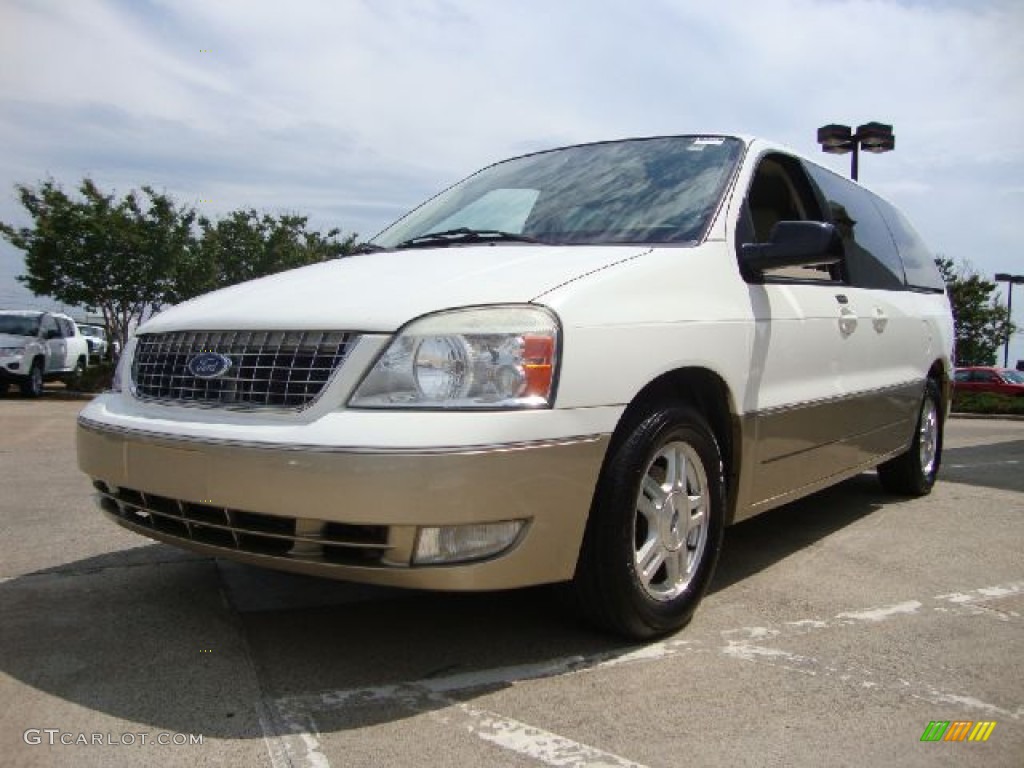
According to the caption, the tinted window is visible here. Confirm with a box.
[372,136,744,247]
[804,163,905,290]
[739,153,838,282]
[954,370,970,382]
[0,314,41,335]
[873,197,945,292]
[40,315,59,337]
[57,318,73,337]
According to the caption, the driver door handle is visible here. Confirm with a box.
[872,307,888,333]
[838,306,858,336]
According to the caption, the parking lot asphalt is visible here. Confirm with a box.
[0,398,1021,768]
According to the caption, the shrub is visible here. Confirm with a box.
[73,361,116,393]
[951,391,1024,416]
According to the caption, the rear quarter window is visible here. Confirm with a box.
[872,197,945,293]
[804,163,906,290]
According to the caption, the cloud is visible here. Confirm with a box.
[1,0,233,120]
[1,0,1022,352]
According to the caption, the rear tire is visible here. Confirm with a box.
[20,361,43,398]
[878,379,942,496]
[571,404,725,640]
[64,356,86,390]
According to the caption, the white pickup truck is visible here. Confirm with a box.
[0,310,90,396]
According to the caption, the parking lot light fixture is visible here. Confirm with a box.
[817,124,854,152]
[816,122,894,181]
[994,273,1024,368]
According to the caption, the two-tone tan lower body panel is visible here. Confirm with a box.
[77,418,609,590]
[733,380,924,521]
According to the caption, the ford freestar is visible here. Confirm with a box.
[78,135,953,639]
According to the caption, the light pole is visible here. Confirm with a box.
[816,122,895,181]
[994,272,1024,368]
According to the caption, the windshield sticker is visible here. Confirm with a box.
[693,137,726,146]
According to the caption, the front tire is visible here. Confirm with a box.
[20,361,44,398]
[877,379,943,496]
[572,404,725,640]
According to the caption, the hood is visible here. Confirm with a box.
[141,245,647,333]
[0,333,32,348]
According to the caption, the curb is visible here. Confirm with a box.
[949,412,1024,422]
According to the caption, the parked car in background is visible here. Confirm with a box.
[954,366,1024,397]
[78,134,953,639]
[78,323,110,360]
[0,310,90,396]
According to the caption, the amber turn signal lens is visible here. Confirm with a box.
[522,334,555,398]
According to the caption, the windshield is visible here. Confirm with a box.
[1002,370,1024,384]
[372,136,744,248]
[0,314,41,336]
[80,324,104,337]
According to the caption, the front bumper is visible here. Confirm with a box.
[77,415,610,590]
[1,355,29,383]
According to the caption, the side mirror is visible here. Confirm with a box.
[740,221,843,274]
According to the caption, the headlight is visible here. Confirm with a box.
[0,346,25,357]
[110,337,136,393]
[349,305,559,409]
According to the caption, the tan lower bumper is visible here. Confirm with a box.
[77,420,609,590]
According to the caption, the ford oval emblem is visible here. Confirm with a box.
[188,352,233,379]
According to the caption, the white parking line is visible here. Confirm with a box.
[834,600,922,623]
[264,695,331,768]
[946,459,1021,469]
[266,677,652,768]
[720,633,1021,718]
[257,697,314,768]
[935,582,1024,604]
[260,580,1024,767]
[440,701,649,768]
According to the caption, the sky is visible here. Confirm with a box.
[1,0,1022,362]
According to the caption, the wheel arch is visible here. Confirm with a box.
[927,359,950,419]
[603,367,742,524]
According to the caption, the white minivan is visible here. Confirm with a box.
[77,135,953,639]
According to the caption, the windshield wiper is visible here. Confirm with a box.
[351,242,386,254]
[394,227,544,249]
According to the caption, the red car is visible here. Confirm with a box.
[954,366,1024,397]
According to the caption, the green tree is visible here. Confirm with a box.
[0,178,195,353]
[936,256,1015,366]
[172,210,356,302]
[3,179,357,352]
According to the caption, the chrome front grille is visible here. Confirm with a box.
[132,330,359,410]
[95,482,392,567]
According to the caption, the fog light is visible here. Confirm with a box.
[413,521,525,564]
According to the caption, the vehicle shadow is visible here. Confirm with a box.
[712,472,888,593]
[0,471,907,741]
[940,439,1024,494]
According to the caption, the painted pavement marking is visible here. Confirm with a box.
[259,580,1024,767]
